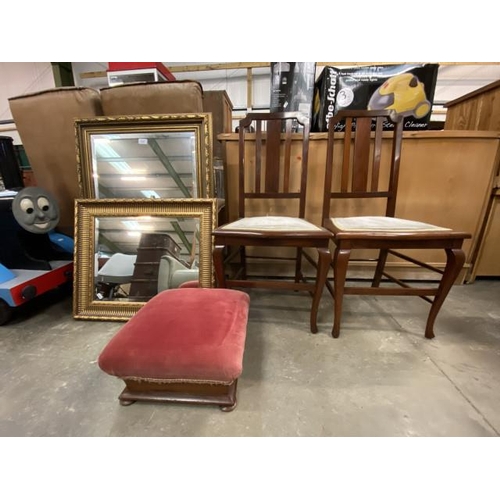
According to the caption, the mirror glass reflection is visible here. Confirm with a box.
[94,215,200,302]
[75,114,213,200]
[91,131,199,199]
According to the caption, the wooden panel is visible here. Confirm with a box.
[445,80,500,131]
[219,130,500,281]
[444,81,500,279]
[352,117,371,191]
[394,135,494,267]
[264,120,281,193]
[225,138,304,219]
[203,90,233,159]
[473,191,500,277]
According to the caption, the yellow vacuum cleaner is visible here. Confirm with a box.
[368,73,431,121]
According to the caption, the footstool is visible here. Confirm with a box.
[98,288,250,412]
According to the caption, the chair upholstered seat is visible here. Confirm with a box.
[221,216,331,233]
[98,288,250,411]
[329,216,452,233]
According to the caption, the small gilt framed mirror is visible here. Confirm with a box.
[73,198,216,321]
[75,114,214,199]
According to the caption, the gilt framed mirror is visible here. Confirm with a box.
[75,114,213,199]
[73,198,216,321]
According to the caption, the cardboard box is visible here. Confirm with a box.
[311,66,338,132]
[270,62,316,119]
[312,64,439,131]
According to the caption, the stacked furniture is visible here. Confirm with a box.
[129,232,183,300]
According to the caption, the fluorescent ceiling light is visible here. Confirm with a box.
[122,221,141,229]
[111,162,133,173]
[141,190,160,199]
[94,142,132,173]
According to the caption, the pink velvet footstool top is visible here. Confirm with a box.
[98,288,250,410]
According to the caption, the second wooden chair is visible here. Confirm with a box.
[316,110,471,339]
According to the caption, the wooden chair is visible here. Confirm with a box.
[213,112,332,333]
[318,110,471,339]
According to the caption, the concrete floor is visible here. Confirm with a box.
[1,279,499,437]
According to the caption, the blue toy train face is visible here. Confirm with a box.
[12,187,60,234]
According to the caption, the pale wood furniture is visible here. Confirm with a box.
[218,129,500,283]
[470,187,500,280]
[444,80,500,131]
[213,112,332,333]
[318,110,470,339]
[444,80,500,280]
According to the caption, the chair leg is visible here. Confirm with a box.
[213,244,227,287]
[424,247,466,339]
[332,247,351,338]
[295,248,302,283]
[372,249,389,287]
[310,247,331,334]
[239,246,247,279]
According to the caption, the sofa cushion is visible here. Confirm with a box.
[100,80,204,115]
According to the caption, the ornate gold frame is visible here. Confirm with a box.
[75,113,214,198]
[73,198,216,321]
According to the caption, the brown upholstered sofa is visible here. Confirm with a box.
[9,87,103,236]
[8,80,206,236]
